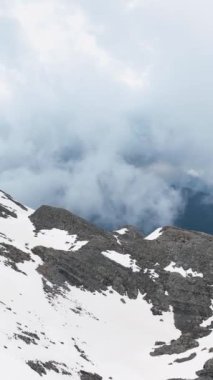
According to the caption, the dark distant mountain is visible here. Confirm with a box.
[0,189,213,379]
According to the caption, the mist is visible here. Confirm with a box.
[0,0,213,231]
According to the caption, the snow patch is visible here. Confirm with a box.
[34,229,88,252]
[145,228,163,241]
[101,250,141,272]
[144,268,159,281]
[164,262,203,278]
[113,235,121,245]
[0,190,33,215]
[115,228,128,235]
[0,204,88,253]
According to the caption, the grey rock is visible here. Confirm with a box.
[29,209,213,358]
[174,352,197,363]
[196,359,213,379]
[3,196,213,378]
[151,334,199,356]
[0,244,31,273]
[0,204,17,219]
[0,189,27,211]
[27,360,71,376]
[30,205,107,240]
[80,370,102,380]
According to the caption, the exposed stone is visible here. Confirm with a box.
[27,361,46,376]
[0,204,17,219]
[2,197,213,378]
[0,244,31,273]
[30,213,213,358]
[27,360,71,377]
[30,205,107,240]
[80,370,102,380]
[0,190,27,211]
[174,352,197,363]
[151,334,199,356]
[196,358,213,379]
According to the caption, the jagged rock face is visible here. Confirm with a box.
[30,205,106,240]
[0,189,213,379]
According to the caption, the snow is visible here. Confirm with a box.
[0,191,212,380]
[0,190,33,215]
[0,249,212,380]
[144,268,159,281]
[200,301,213,327]
[0,254,86,379]
[164,262,203,278]
[35,230,88,252]
[145,227,163,240]
[0,246,181,380]
[101,250,141,272]
[65,287,181,380]
[0,193,88,253]
[0,351,39,380]
[166,327,213,378]
[113,235,121,245]
[115,228,128,235]
[71,240,88,251]
[201,314,213,327]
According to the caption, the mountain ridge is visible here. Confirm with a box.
[0,189,213,379]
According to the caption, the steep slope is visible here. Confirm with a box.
[0,190,213,379]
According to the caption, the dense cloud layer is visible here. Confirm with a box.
[0,0,213,231]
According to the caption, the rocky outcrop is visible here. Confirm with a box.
[30,205,106,240]
[2,191,213,379]
[30,214,213,352]
[80,371,102,380]
[0,244,31,273]
[27,360,71,376]
[196,359,213,379]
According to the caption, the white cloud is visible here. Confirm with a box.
[124,0,144,10]
[0,0,213,230]
[118,67,149,89]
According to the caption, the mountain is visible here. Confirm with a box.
[0,190,213,380]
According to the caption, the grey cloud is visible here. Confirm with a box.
[0,0,213,232]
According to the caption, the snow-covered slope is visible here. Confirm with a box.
[0,190,213,380]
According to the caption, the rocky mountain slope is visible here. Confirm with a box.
[0,189,213,379]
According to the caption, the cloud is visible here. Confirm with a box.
[0,0,213,231]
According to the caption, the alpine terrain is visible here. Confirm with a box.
[1,189,213,380]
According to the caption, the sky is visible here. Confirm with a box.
[1,0,213,232]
